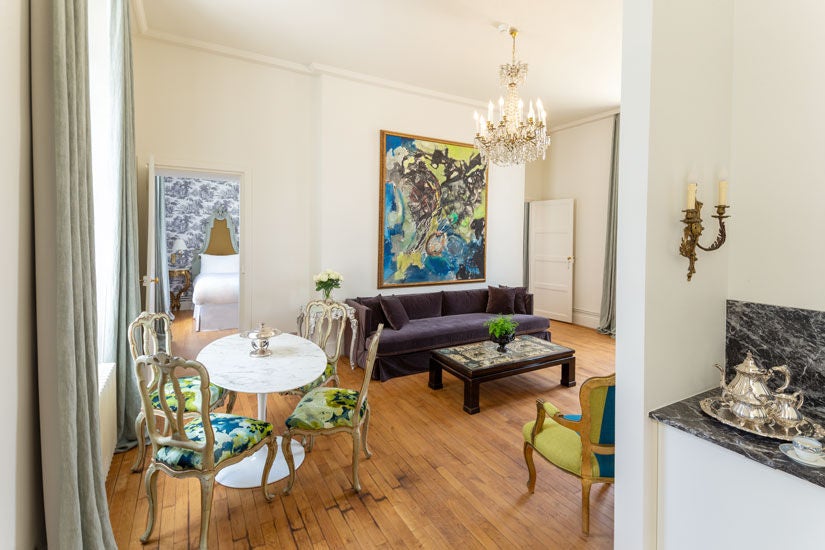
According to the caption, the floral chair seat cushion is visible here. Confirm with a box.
[149,376,227,413]
[293,362,336,394]
[156,413,272,471]
[285,387,367,431]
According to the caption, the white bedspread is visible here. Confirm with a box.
[192,273,239,305]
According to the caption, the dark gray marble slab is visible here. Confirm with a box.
[650,389,825,488]
[726,300,825,409]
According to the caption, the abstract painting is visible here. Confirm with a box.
[379,130,488,288]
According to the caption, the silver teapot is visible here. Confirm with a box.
[716,351,790,423]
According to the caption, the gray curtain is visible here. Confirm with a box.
[44,0,117,546]
[597,114,620,336]
[154,175,173,317]
[112,0,144,452]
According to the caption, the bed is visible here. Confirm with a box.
[190,210,240,331]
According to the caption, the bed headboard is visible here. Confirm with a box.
[190,209,239,278]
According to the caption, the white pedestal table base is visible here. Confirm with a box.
[215,436,304,488]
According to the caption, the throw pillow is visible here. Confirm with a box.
[380,296,410,330]
[499,285,528,314]
[486,286,516,315]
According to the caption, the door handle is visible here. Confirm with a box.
[142,275,159,286]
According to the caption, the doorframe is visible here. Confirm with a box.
[150,157,253,330]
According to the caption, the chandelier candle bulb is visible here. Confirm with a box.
[528,100,535,121]
[718,180,728,206]
[473,111,480,134]
[687,183,698,210]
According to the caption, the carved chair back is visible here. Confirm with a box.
[129,311,173,391]
[352,324,383,426]
[577,373,616,480]
[134,352,216,471]
[299,300,350,364]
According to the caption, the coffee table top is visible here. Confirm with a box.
[432,336,574,371]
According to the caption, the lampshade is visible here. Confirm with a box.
[171,238,187,253]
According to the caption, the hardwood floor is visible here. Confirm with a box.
[107,313,616,549]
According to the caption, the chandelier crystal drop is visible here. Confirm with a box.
[473,28,550,166]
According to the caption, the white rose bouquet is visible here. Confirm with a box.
[313,268,344,300]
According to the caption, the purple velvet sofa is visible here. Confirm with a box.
[345,288,551,381]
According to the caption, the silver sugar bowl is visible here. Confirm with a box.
[240,322,281,357]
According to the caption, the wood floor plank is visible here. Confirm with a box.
[109,314,615,548]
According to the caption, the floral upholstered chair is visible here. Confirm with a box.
[128,311,231,472]
[522,373,616,535]
[282,324,383,493]
[283,299,358,396]
[135,352,277,550]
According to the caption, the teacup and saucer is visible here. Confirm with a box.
[779,436,825,467]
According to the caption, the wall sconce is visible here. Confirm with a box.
[679,180,730,281]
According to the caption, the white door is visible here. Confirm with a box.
[143,156,158,312]
[529,199,574,322]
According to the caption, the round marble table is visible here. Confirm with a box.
[197,332,326,488]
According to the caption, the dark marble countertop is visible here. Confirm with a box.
[650,389,825,489]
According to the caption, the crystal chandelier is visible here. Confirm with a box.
[473,27,549,166]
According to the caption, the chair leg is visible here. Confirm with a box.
[261,438,276,501]
[140,464,160,543]
[198,475,215,550]
[351,429,362,492]
[131,412,147,472]
[581,478,593,535]
[361,407,372,458]
[523,442,537,493]
[281,431,296,495]
[225,391,237,414]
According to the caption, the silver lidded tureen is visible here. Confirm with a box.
[240,322,281,357]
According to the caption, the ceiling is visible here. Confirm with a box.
[136,0,621,127]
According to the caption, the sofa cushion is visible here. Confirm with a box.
[499,285,528,314]
[396,291,443,319]
[380,296,410,330]
[376,313,550,356]
[357,295,386,333]
[486,286,516,314]
[442,288,489,315]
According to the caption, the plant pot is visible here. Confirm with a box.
[491,332,515,352]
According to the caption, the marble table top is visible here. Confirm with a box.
[197,333,326,394]
[650,389,825,489]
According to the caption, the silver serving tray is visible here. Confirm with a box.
[700,397,825,441]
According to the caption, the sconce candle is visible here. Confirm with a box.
[718,180,728,206]
[687,183,698,210]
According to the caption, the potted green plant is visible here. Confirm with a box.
[484,315,519,352]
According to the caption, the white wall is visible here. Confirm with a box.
[316,74,525,299]
[658,426,825,549]
[1,1,44,547]
[545,116,615,327]
[616,1,734,548]
[728,1,825,311]
[133,39,527,331]
[133,38,317,330]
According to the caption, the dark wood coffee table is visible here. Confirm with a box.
[429,335,576,414]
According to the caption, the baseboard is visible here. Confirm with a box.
[98,362,117,477]
[572,308,600,329]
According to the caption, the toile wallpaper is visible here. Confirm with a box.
[164,176,240,303]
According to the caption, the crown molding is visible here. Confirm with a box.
[549,108,620,133]
[130,0,485,106]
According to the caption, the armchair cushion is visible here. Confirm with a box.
[155,413,272,471]
[285,387,367,431]
[149,376,227,413]
[522,417,614,478]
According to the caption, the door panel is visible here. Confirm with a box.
[529,199,574,322]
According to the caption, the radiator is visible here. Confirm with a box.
[98,362,117,476]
